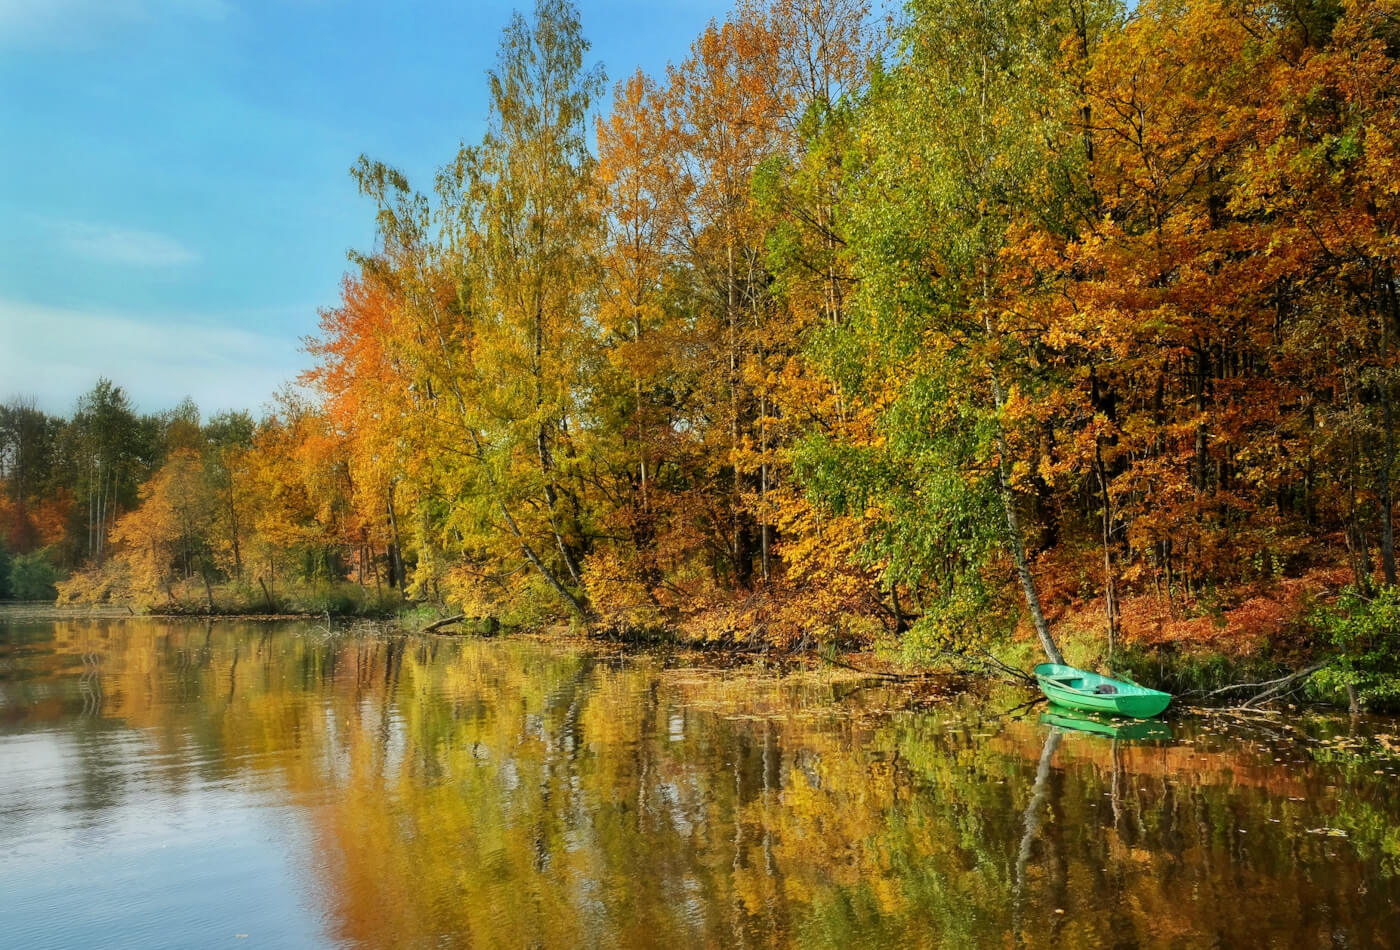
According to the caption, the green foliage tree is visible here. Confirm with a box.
[0,540,12,600]
[799,0,1121,662]
[66,379,145,566]
[0,397,59,507]
[9,549,61,601]
[203,410,256,581]
[1313,586,1400,709]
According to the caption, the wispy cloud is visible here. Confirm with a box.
[0,298,304,415]
[39,218,200,269]
[0,0,231,49]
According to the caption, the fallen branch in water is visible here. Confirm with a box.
[968,647,1037,685]
[1190,704,1283,719]
[1242,663,1326,707]
[921,645,1036,684]
[1203,663,1326,700]
[818,644,1034,685]
[422,614,466,634]
[1178,662,1328,709]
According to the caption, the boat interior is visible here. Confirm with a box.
[1048,676,1119,694]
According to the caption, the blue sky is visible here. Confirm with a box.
[0,0,730,417]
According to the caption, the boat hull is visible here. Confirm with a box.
[1034,663,1172,719]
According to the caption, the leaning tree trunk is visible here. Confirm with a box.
[498,501,589,619]
[989,375,1065,666]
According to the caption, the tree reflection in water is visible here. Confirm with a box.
[1,619,1398,949]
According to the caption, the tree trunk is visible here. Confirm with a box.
[727,238,748,589]
[996,444,1064,666]
[227,472,242,581]
[760,390,770,583]
[1095,441,1120,666]
[1378,271,1398,585]
[1194,346,1210,498]
[989,372,1063,665]
[386,484,405,591]
[537,422,586,587]
[498,501,588,618]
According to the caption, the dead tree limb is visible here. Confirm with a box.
[423,614,466,634]
[1242,663,1326,707]
[1203,663,1326,700]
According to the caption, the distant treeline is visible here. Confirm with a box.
[0,385,253,602]
[5,0,1400,697]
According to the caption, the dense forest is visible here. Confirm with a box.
[3,0,1399,699]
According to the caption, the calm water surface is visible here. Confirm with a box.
[2,617,1399,949]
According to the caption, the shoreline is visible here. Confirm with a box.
[0,600,1355,712]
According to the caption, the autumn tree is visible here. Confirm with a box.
[450,0,605,609]
[794,0,1134,662]
[663,8,790,594]
[588,69,687,618]
[333,0,605,619]
[111,449,217,608]
[1230,0,1400,590]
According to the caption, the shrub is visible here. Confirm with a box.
[56,562,130,605]
[0,543,11,600]
[9,550,63,601]
[1311,586,1400,710]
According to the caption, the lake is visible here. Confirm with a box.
[1,616,1398,948]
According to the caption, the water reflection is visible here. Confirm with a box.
[1040,708,1175,742]
[2,619,1399,949]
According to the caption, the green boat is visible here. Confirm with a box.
[1033,663,1172,719]
[1040,710,1174,742]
